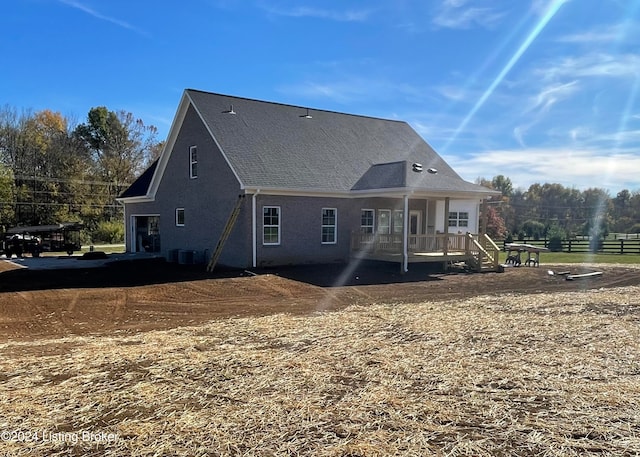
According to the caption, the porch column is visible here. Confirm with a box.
[443,197,450,256]
[402,194,409,273]
[480,198,488,235]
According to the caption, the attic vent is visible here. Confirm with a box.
[412,163,423,173]
[222,105,236,115]
[299,108,312,119]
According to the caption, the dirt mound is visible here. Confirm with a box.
[1,259,638,341]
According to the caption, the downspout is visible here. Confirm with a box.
[443,197,450,257]
[252,189,260,268]
[402,194,409,273]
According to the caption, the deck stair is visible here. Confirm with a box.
[466,233,501,272]
[207,194,245,272]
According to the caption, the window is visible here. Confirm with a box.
[448,211,469,228]
[321,208,337,244]
[393,210,404,234]
[360,209,374,234]
[189,145,198,179]
[176,208,185,226]
[263,206,280,245]
[377,209,391,234]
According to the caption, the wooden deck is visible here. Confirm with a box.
[350,232,502,271]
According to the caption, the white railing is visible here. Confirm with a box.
[351,232,470,255]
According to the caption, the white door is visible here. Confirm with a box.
[409,210,422,250]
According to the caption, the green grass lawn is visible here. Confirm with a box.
[500,251,640,264]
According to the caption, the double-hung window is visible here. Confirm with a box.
[189,146,198,179]
[393,210,404,235]
[263,206,280,245]
[360,209,374,234]
[176,208,185,226]
[321,208,337,244]
[448,211,469,228]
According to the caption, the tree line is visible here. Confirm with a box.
[0,105,163,242]
[478,175,640,241]
[1,104,637,244]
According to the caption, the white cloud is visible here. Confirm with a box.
[436,85,472,102]
[432,0,505,29]
[58,0,147,35]
[445,146,640,192]
[557,21,640,44]
[260,4,372,22]
[539,53,640,80]
[527,80,580,113]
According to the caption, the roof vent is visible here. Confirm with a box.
[300,108,312,119]
[427,167,438,174]
[222,105,236,115]
[412,163,423,173]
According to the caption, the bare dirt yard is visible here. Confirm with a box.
[1,258,640,455]
[0,258,638,340]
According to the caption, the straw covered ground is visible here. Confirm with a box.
[1,262,639,455]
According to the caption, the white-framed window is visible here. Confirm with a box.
[393,210,404,234]
[321,208,337,244]
[176,208,185,226]
[377,209,391,234]
[360,209,374,234]
[189,145,198,179]
[448,211,469,228]
[263,206,280,245]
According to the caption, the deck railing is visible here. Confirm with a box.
[351,232,470,255]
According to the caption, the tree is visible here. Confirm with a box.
[74,107,160,220]
[491,175,513,198]
[522,220,545,239]
[0,163,15,228]
[484,205,507,238]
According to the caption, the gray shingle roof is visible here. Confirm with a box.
[186,89,496,196]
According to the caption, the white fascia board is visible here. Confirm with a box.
[146,92,191,199]
[116,195,155,204]
[243,186,496,200]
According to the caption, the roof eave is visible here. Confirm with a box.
[243,186,499,199]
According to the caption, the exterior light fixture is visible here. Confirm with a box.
[412,163,423,173]
[427,167,438,174]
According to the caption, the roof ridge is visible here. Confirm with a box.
[185,88,407,124]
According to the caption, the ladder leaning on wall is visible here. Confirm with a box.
[207,194,245,272]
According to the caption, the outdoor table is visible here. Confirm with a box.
[505,243,549,267]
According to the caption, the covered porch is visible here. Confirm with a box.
[350,231,501,271]
[349,193,502,272]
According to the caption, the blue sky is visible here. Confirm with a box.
[3,0,639,194]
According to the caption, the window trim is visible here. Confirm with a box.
[393,210,404,235]
[448,211,470,228]
[377,209,391,234]
[360,209,375,234]
[189,145,198,179]
[262,206,281,246]
[321,208,337,244]
[175,208,185,227]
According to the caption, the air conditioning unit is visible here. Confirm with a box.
[178,249,196,265]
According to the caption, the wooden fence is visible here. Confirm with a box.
[500,239,640,254]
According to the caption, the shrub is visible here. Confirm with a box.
[547,225,565,252]
[91,220,124,244]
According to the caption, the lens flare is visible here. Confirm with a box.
[442,0,569,152]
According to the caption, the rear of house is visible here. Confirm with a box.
[118,89,500,271]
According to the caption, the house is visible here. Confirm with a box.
[118,89,501,272]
